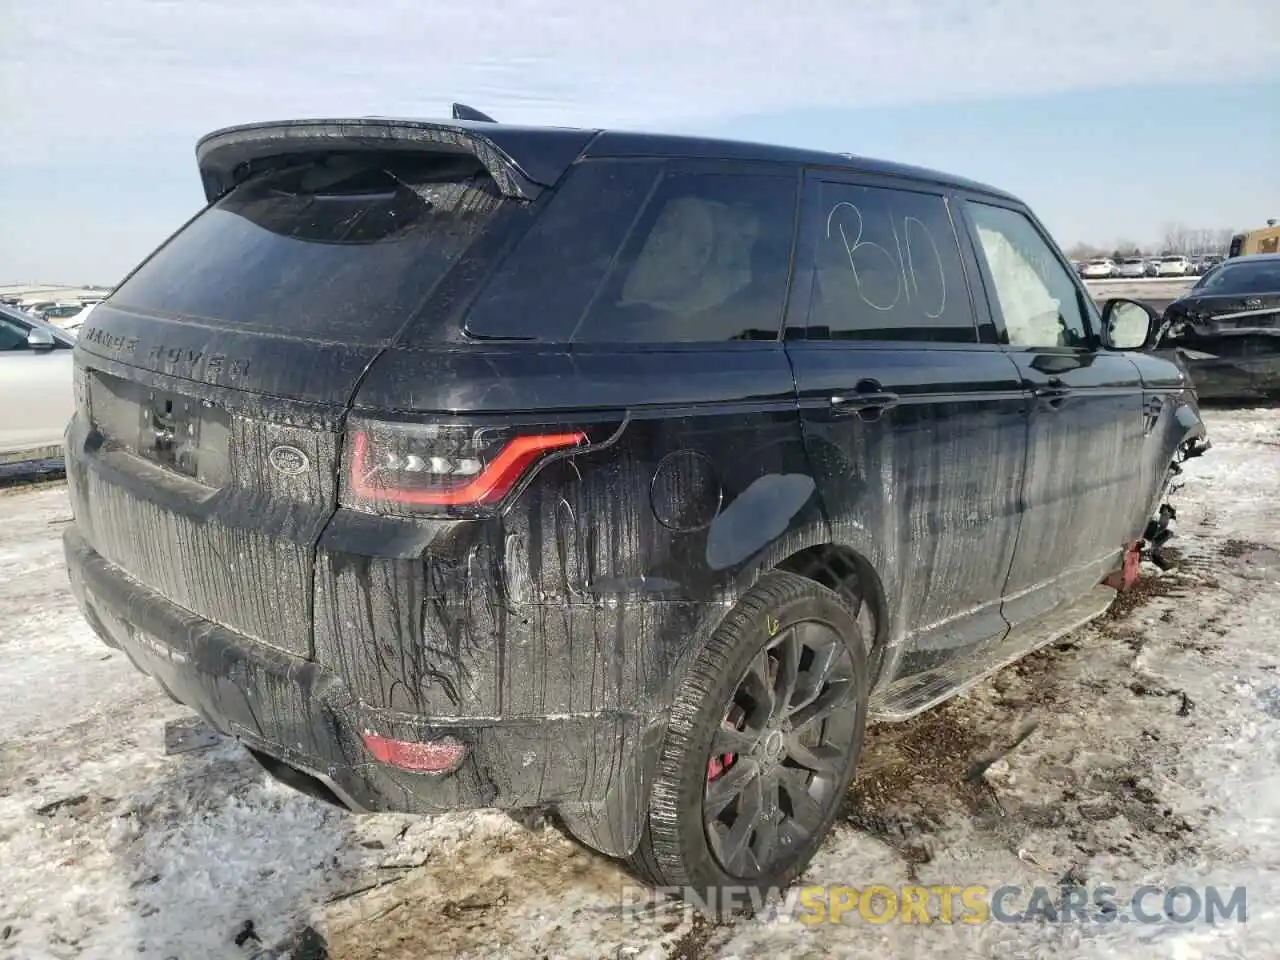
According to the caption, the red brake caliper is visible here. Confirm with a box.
[708,655,780,782]
[708,703,745,782]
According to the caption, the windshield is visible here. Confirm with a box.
[109,154,510,341]
[1193,260,1280,295]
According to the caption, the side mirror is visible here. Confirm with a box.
[26,327,57,351]
[1100,298,1159,350]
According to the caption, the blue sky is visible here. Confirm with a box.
[699,80,1280,255]
[3,0,1278,284]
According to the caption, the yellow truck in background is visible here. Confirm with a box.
[1229,220,1280,257]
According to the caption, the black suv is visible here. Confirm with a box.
[64,109,1207,898]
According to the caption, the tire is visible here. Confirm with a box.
[627,571,869,913]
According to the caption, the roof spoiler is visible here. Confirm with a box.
[195,114,593,203]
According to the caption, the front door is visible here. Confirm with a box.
[956,198,1147,626]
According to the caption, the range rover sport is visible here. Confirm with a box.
[64,108,1207,901]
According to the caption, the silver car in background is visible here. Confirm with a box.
[1081,258,1117,279]
[1157,256,1193,277]
[0,304,75,464]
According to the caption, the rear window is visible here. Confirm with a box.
[464,160,798,343]
[110,155,508,341]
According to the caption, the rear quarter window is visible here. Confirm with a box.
[464,160,798,343]
[109,155,508,342]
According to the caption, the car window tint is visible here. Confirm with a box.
[0,315,29,350]
[964,202,1090,349]
[574,170,797,343]
[464,160,664,342]
[110,155,508,343]
[806,183,976,342]
[1198,261,1280,294]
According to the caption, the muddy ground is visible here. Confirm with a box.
[1,408,1278,959]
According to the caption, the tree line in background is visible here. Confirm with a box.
[1067,223,1237,261]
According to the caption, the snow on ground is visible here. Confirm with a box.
[1,409,1279,959]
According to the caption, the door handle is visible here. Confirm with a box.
[830,389,901,421]
[1033,377,1071,409]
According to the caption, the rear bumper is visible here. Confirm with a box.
[64,525,647,815]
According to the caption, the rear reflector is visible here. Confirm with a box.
[362,732,467,774]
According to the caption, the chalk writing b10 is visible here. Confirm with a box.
[826,200,948,320]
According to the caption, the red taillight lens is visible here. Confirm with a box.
[344,418,587,512]
[362,732,467,774]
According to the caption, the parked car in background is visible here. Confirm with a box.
[0,303,75,464]
[23,301,77,321]
[1156,256,1193,277]
[1117,258,1148,279]
[39,302,87,324]
[1081,258,1117,279]
[61,302,95,333]
[1160,253,1280,401]
[23,301,57,319]
[62,111,1207,901]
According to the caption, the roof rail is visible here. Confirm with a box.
[451,102,496,123]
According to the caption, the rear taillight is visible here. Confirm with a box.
[343,417,593,513]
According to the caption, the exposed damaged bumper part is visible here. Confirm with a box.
[64,527,642,816]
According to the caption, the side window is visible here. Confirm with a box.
[464,160,665,342]
[574,171,797,343]
[465,161,798,344]
[0,315,30,350]
[963,201,1091,349]
[807,182,976,342]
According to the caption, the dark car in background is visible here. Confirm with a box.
[1161,253,1280,401]
[63,110,1207,902]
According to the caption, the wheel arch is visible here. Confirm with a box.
[556,526,895,860]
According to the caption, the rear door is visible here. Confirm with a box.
[67,154,518,659]
[955,197,1148,624]
[784,172,1028,692]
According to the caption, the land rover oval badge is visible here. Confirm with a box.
[268,445,310,477]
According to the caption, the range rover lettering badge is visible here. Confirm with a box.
[268,445,310,476]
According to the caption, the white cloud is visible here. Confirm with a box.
[2,0,1277,280]
[5,0,1279,160]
